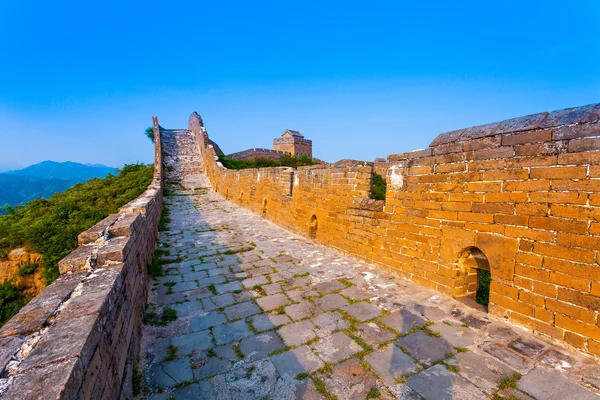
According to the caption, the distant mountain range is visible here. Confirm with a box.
[0,161,117,212]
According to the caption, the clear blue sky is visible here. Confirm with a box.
[1,1,598,168]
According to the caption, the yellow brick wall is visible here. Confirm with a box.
[189,106,600,358]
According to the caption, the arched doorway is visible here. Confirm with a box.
[309,215,318,240]
[457,247,491,309]
[262,199,267,217]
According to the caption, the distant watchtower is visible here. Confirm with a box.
[273,129,313,158]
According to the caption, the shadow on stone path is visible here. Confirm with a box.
[138,129,600,399]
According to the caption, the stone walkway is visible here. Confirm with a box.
[139,129,600,399]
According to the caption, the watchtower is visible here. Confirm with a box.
[273,129,312,158]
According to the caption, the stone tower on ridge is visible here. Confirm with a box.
[273,129,312,158]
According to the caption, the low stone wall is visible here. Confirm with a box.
[226,148,288,160]
[0,118,164,399]
[188,104,600,359]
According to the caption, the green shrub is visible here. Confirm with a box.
[145,127,154,143]
[0,281,28,326]
[217,154,317,170]
[17,262,39,276]
[371,172,387,201]
[0,164,153,327]
[476,269,491,306]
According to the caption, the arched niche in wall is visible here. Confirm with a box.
[457,246,491,310]
[309,214,318,240]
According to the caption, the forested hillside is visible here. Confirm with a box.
[0,161,117,213]
[0,164,153,326]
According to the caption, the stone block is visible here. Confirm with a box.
[239,332,284,361]
[380,309,425,334]
[212,320,252,345]
[108,212,142,237]
[341,302,381,322]
[475,233,517,280]
[0,273,84,338]
[364,343,418,386]
[3,357,83,400]
[270,346,323,378]
[396,331,453,365]
[256,293,290,312]
[96,236,132,265]
[407,364,486,400]
[223,301,261,320]
[58,244,96,274]
[518,366,598,400]
[311,332,362,363]
[78,214,119,245]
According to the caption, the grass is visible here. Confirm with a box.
[143,306,178,326]
[247,319,258,333]
[497,373,522,391]
[253,285,267,296]
[269,345,292,356]
[233,343,245,359]
[274,305,286,315]
[446,364,460,373]
[337,279,355,287]
[366,387,381,399]
[454,347,469,353]
[221,246,254,255]
[148,248,169,278]
[164,345,178,361]
[207,348,217,357]
[208,284,218,295]
[295,372,309,380]
[312,377,337,400]
[132,364,144,396]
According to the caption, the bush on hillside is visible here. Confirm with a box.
[0,164,153,326]
[217,154,317,170]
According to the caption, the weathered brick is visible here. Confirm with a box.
[568,137,600,153]
[501,129,552,146]
[530,166,588,179]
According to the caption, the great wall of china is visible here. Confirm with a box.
[0,104,599,398]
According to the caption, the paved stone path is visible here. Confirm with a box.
[139,129,600,399]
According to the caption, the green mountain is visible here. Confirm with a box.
[3,161,116,181]
[0,161,117,212]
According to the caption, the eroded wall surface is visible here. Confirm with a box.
[0,117,164,399]
[189,104,600,358]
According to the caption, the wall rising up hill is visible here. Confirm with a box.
[189,104,600,359]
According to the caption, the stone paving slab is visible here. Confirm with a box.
[364,343,419,386]
[311,332,363,364]
[518,366,599,400]
[137,129,600,399]
[271,346,324,378]
[396,331,454,365]
[407,364,487,400]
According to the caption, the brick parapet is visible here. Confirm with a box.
[0,118,165,399]
[226,148,288,160]
[188,103,600,359]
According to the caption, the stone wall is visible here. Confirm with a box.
[0,118,164,399]
[188,104,600,359]
[226,148,288,160]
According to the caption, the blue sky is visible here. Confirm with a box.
[0,1,598,168]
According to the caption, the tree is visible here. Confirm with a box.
[145,127,154,143]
